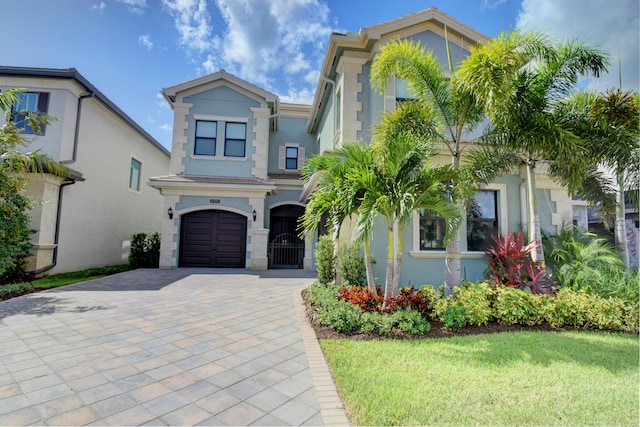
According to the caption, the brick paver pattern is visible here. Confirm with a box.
[0,268,348,426]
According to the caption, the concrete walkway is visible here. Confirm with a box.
[0,269,350,426]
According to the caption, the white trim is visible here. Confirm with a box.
[268,201,307,210]
[194,114,249,123]
[190,155,248,161]
[409,251,487,260]
[175,205,252,221]
[412,183,509,253]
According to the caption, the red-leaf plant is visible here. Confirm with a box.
[338,285,432,314]
[485,231,554,294]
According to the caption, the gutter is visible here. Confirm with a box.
[62,92,94,164]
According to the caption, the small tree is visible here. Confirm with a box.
[315,234,336,284]
[0,90,68,281]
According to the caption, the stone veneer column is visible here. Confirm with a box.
[250,107,270,179]
[23,173,64,273]
[303,230,313,271]
[169,103,192,175]
[159,195,180,269]
[336,55,367,145]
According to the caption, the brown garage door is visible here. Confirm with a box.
[179,210,247,267]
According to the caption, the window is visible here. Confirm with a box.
[419,209,447,250]
[195,120,217,155]
[467,190,498,251]
[12,92,49,135]
[395,78,418,104]
[129,158,141,191]
[285,147,298,170]
[224,122,246,157]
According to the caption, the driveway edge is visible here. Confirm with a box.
[294,288,351,426]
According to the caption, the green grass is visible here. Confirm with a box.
[0,264,131,300]
[321,331,639,426]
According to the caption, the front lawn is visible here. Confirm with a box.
[0,264,131,300]
[321,331,639,426]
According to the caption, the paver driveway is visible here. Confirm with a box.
[0,268,349,426]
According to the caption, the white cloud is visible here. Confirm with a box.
[482,0,507,9]
[138,34,154,51]
[211,0,333,100]
[517,0,639,92]
[161,0,213,52]
[160,123,173,132]
[91,2,106,12]
[117,0,147,13]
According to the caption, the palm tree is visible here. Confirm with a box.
[587,88,639,267]
[370,37,517,294]
[457,30,609,265]
[364,121,462,302]
[301,141,378,292]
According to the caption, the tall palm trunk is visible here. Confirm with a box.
[444,232,461,296]
[392,222,405,296]
[363,239,377,292]
[444,154,461,296]
[526,161,545,264]
[383,224,394,309]
[615,171,630,268]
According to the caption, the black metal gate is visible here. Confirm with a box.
[268,233,304,269]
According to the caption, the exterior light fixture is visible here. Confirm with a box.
[252,209,257,222]
[168,207,173,219]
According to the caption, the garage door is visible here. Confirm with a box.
[179,210,247,267]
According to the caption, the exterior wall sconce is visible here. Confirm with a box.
[168,207,173,219]
[252,209,257,222]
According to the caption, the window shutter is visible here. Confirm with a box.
[37,92,49,135]
[37,92,49,113]
[298,147,305,170]
[279,146,285,169]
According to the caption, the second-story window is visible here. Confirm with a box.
[224,122,246,157]
[285,147,298,170]
[195,120,217,155]
[12,92,49,135]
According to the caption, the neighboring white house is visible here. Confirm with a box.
[0,66,170,275]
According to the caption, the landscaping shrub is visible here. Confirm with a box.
[451,282,494,325]
[386,286,432,316]
[442,305,467,331]
[336,241,366,286]
[338,284,382,312]
[543,226,639,304]
[493,286,538,325]
[129,232,160,268]
[391,308,431,335]
[486,231,554,295]
[315,235,336,284]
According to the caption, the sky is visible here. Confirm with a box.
[1,0,638,150]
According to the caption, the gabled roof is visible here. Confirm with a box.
[162,69,278,104]
[307,7,490,133]
[0,66,169,156]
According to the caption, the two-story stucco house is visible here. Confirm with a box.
[0,67,170,275]
[153,8,577,287]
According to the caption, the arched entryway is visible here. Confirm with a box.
[269,204,305,269]
[179,210,247,267]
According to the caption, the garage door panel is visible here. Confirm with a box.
[179,210,247,268]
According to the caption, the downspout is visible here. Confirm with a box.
[321,76,336,137]
[62,92,93,164]
[26,179,76,275]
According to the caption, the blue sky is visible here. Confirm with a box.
[1,0,637,150]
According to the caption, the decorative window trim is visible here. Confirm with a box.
[412,183,508,253]
[193,114,249,123]
[278,143,306,172]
